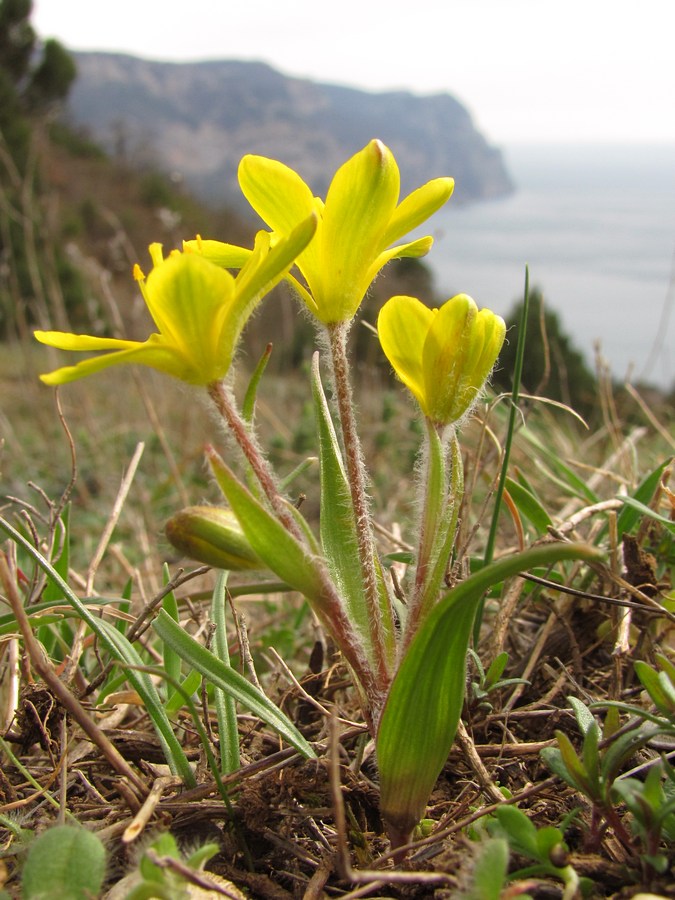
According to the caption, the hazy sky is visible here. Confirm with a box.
[32,0,674,146]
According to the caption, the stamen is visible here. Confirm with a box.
[148,243,164,267]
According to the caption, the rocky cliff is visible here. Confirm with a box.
[66,52,513,209]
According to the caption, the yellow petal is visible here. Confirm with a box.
[420,296,505,424]
[234,214,317,311]
[316,140,400,322]
[423,294,477,423]
[377,295,433,413]
[473,310,507,384]
[382,177,454,247]
[238,155,316,235]
[366,236,435,289]
[34,331,142,353]
[36,339,179,385]
[238,155,324,288]
[184,238,254,269]
[142,252,237,380]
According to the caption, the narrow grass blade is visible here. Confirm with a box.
[504,477,553,534]
[616,457,673,536]
[211,571,241,774]
[483,265,530,570]
[1,515,123,642]
[476,266,530,642]
[242,343,273,423]
[95,618,196,786]
[164,669,202,717]
[43,503,70,602]
[0,597,114,636]
[617,496,675,535]
[377,541,601,842]
[520,427,600,504]
[161,563,182,690]
[153,609,316,759]
[0,515,196,786]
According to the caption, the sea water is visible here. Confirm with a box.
[427,144,675,390]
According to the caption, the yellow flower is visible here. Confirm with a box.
[35,216,316,386]
[378,294,506,426]
[187,140,454,324]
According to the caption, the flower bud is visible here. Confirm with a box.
[165,506,262,570]
[378,293,506,426]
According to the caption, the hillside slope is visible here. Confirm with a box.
[66,53,513,208]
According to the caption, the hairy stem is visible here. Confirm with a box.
[327,323,393,689]
[208,380,301,539]
[412,419,445,598]
[208,377,381,723]
[402,427,462,654]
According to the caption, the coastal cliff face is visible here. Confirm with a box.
[66,53,513,208]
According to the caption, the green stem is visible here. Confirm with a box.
[412,419,446,600]
[327,322,393,689]
[402,427,463,653]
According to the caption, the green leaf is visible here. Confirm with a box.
[0,597,114,637]
[465,837,509,900]
[43,504,70,603]
[21,826,106,900]
[534,824,566,862]
[616,457,673,536]
[616,496,675,535]
[311,354,372,649]
[505,477,553,533]
[207,448,325,606]
[484,651,510,690]
[601,725,656,784]
[519,428,599,504]
[242,342,273,423]
[164,669,201,716]
[581,724,601,794]
[656,652,675,686]
[153,609,315,759]
[377,541,601,838]
[493,805,541,859]
[553,730,593,795]
[568,696,596,736]
[635,660,675,715]
[540,747,573,785]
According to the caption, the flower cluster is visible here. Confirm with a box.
[36,140,502,412]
